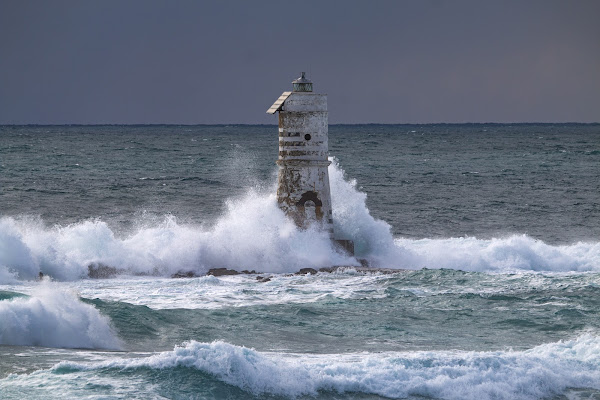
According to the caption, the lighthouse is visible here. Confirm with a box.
[267,73,353,255]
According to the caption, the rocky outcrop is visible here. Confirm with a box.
[207,268,240,276]
[295,268,318,275]
[171,271,200,278]
[165,261,404,279]
[88,263,120,279]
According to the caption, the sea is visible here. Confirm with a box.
[0,123,599,400]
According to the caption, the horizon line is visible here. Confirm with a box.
[1,122,599,127]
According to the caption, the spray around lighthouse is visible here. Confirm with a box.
[196,72,367,278]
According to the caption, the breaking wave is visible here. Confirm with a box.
[396,235,600,273]
[48,335,600,399]
[0,159,599,283]
[0,284,121,349]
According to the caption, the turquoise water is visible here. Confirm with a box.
[1,124,600,399]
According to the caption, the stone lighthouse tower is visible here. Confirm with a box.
[267,72,335,237]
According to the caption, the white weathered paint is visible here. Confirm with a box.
[268,91,334,236]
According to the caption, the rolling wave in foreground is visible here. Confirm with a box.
[1,160,598,283]
[2,336,599,400]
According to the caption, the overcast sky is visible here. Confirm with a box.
[1,1,598,124]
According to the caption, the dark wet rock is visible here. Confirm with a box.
[241,270,257,274]
[171,271,199,278]
[207,268,240,276]
[256,276,271,283]
[295,268,318,275]
[333,239,355,256]
[318,267,336,273]
[88,263,119,279]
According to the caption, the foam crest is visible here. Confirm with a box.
[0,284,121,349]
[396,235,600,272]
[54,335,600,399]
[0,218,39,281]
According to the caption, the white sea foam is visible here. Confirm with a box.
[1,160,599,283]
[46,335,600,399]
[0,197,355,282]
[1,267,593,311]
[56,273,391,310]
[329,158,400,263]
[395,235,600,272]
[0,283,121,350]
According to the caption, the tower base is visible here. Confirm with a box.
[334,239,354,256]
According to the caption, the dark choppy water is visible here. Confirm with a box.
[1,124,600,399]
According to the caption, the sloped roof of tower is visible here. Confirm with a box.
[266,91,292,114]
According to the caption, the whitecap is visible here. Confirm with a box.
[0,284,121,350]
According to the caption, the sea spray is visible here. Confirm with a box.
[329,157,403,265]
[0,282,121,349]
[192,189,354,272]
[0,160,377,281]
[1,160,600,283]
[2,216,600,283]
[0,217,39,281]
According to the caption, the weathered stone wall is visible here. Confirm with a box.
[276,93,333,236]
